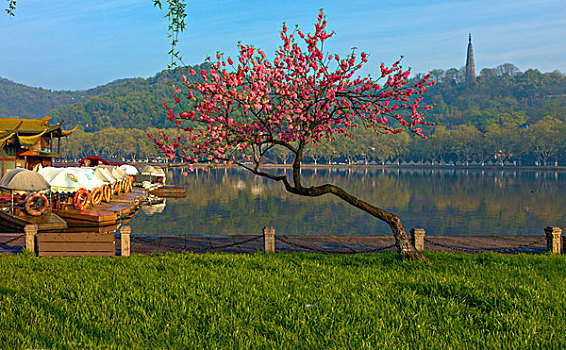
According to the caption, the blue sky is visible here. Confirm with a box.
[1,0,565,91]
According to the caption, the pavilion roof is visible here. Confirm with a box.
[0,116,77,138]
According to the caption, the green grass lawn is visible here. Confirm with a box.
[0,252,565,349]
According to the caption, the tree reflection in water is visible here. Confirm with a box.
[130,168,566,237]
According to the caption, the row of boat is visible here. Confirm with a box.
[0,164,167,233]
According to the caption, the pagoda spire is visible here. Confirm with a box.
[465,33,477,85]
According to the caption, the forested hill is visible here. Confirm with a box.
[0,77,82,117]
[1,63,565,132]
[0,66,202,131]
[46,67,205,131]
[0,76,147,118]
[421,64,566,129]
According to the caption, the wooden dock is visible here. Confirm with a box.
[52,207,119,227]
[149,185,186,198]
[0,209,67,232]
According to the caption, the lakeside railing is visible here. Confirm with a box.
[126,227,561,256]
[0,225,563,256]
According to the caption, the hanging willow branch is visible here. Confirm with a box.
[5,0,16,16]
[153,0,188,68]
[4,0,188,67]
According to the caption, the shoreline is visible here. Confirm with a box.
[56,161,566,172]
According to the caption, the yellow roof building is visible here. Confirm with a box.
[0,116,77,177]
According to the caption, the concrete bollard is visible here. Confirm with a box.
[545,226,562,254]
[410,228,425,251]
[24,224,38,253]
[263,226,275,253]
[120,225,131,257]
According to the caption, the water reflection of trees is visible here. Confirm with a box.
[131,168,566,236]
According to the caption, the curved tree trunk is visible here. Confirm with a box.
[245,145,428,261]
[308,184,428,261]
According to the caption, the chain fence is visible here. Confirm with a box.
[424,236,547,254]
[275,235,397,254]
[0,232,558,256]
[129,234,551,255]
[0,234,25,253]
[130,234,263,254]
[128,234,399,255]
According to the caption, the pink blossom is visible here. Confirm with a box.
[151,11,435,171]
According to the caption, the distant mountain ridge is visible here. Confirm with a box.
[1,63,565,132]
[0,77,84,117]
[0,66,202,131]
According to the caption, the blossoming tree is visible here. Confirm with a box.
[152,11,436,260]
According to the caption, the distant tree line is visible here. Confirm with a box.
[61,128,164,162]
[62,116,565,166]
[291,115,566,166]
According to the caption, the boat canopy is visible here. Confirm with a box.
[110,166,128,180]
[95,166,126,181]
[39,167,64,183]
[139,165,165,177]
[38,167,104,193]
[0,168,50,193]
[120,164,139,176]
[74,168,105,191]
[94,167,116,184]
[38,167,83,193]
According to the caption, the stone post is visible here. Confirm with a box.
[24,224,37,253]
[263,226,275,253]
[545,226,562,255]
[120,225,131,257]
[410,228,425,251]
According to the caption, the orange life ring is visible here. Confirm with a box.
[74,188,91,211]
[102,184,112,202]
[112,181,122,195]
[91,187,103,206]
[123,178,132,193]
[25,193,49,216]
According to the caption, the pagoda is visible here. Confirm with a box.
[465,33,477,85]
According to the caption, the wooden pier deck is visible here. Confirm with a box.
[0,209,67,233]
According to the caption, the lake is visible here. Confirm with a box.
[128,167,566,237]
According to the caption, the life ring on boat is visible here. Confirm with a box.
[73,188,91,211]
[161,177,166,186]
[112,181,122,195]
[123,178,132,193]
[102,184,112,202]
[25,193,49,216]
[91,187,103,206]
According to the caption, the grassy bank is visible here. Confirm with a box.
[0,252,565,349]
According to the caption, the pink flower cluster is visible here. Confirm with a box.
[151,11,435,168]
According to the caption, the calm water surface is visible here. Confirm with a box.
[129,167,566,236]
